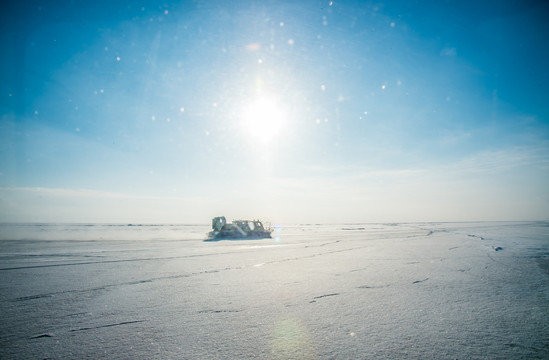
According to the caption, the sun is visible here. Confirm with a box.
[240,97,287,145]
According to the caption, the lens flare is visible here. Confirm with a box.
[271,318,315,360]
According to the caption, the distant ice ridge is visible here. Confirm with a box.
[0,223,210,241]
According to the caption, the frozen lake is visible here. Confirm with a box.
[1,222,548,359]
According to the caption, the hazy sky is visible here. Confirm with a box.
[1,0,548,223]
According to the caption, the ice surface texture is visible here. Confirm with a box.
[0,222,548,359]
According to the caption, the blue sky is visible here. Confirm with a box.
[1,0,548,223]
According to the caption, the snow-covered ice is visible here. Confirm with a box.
[1,222,548,359]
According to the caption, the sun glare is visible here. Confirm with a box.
[240,97,287,145]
